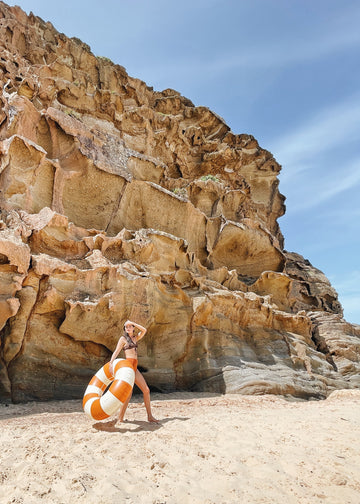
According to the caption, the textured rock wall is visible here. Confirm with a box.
[0,1,359,402]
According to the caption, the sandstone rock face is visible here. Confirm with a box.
[0,2,359,402]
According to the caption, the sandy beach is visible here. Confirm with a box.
[1,390,359,504]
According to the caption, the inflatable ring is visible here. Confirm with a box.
[83,358,135,420]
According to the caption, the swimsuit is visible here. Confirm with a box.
[123,334,138,371]
[126,358,138,372]
[123,340,138,351]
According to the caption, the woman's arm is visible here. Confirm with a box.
[126,320,147,341]
[109,336,125,374]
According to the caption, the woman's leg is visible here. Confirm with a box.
[134,369,158,423]
[118,359,137,422]
[118,391,132,422]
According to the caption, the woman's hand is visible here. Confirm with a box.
[125,320,146,337]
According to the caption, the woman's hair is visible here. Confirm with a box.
[123,323,135,341]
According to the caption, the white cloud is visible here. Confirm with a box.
[316,164,360,202]
[210,13,360,73]
[317,206,360,223]
[136,3,360,80]
[279,152,360,214]
[273,91,360,214]
[273,97,360,175]
[330,271,360,295]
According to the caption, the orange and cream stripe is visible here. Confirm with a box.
[83,358,135,420]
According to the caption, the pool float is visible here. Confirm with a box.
[83,358,135,420]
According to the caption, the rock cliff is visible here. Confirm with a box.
[0,1,359,402]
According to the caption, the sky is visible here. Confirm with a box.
[5,0,360,324]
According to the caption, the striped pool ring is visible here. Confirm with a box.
[83,358,135,420]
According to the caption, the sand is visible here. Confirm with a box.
[0,389,359,504]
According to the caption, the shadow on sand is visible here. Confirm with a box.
[92,415,189,433]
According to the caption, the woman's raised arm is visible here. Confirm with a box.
[126,320,147,341]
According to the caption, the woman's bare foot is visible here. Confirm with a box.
[148,415,159,423]
[107,418,118,427]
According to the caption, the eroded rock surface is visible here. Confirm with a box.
[0,2,359,402]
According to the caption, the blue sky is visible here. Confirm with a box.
[6,0,360,323]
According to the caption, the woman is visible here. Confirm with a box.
[109,319,158,423]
